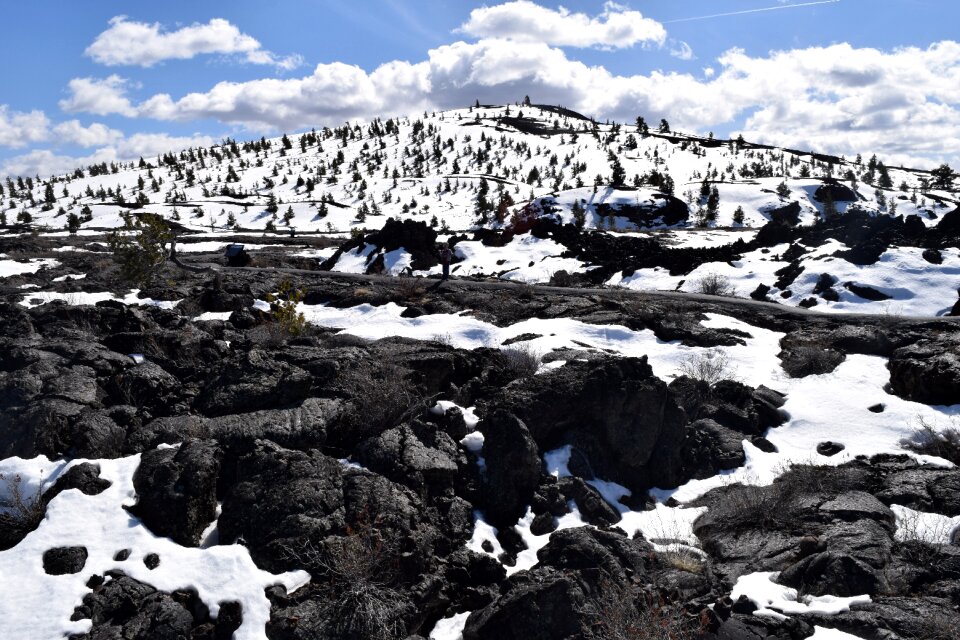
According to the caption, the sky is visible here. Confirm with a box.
[1,0,959,178]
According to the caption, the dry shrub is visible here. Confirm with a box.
[900,416,960,465]
[280,515,410,640]
[592,582,711,640]
[692,272,737,297]
[394,276,426,302]
[342,364,424,443]
[677,349,735,387]
[500,343,542,378]
[0,472,45,550]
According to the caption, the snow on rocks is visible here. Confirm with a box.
[891,504,960,544]
[731,571,872,618]
[0,257,59,277]
[18,289,181,309]
[0,453,309,640]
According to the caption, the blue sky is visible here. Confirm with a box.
[2,0,959,177]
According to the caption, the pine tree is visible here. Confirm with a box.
[475,178,491,223]
[66,212,81,234]
[733,206,745,225]
[776,181,791,198]
[931,164,954,190]
[821,190,838,219]
[495,192,514,224]
[571,199,586,228]
[706,187,720,221]
[610,157,626,186]
[658,118,670,133]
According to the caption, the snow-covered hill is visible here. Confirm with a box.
[2,103,958,316]
[3,103,954,234]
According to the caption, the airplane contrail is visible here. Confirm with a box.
[665,0,841,24]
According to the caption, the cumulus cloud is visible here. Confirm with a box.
[85,16,302,70]
[52,120,124,147]
[60,36,957,167]
[59,75,138,117]
[0,107,50,148]
[42,22,960,170]
[458,1,666,49]
[0,132,216,177]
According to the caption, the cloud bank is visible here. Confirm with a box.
[85,16,302,70]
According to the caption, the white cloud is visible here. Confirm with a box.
[458,0,666,49]
[0,107,50,148]
[83,37,955,167]
[39,27,960,170]
[52,120,124,147]
[669,41,695,60]
[1,133,216,178]
[85,16,302,70]
[59,75,137,117]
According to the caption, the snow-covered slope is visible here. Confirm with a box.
[3,104,953,235]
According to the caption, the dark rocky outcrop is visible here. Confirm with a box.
[71,573,240,640]
[128,439,221,546]
[887,334,960,405]
[491,357,688,493]
[43,546,88,575]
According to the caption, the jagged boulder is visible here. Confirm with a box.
[887,334,960,405]
[492,357,688,493]
[476,410,542,528]
[128,439,221,547]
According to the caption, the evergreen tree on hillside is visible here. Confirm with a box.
[475,178,491,223]
[66,212,81,234]
[877,162,893,189]
[706,187,720,221]
[610,157,626,186]
[732,206,745,225]
[571,199,586,228]
[932,164,954,190]
[658,119,670,133]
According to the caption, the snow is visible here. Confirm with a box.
[19,289,181,310]
[414,234,584,283]
[511,504,587,576]
[195,311,234,321]
[430,401,480,429]
[429,611,471,640]
[614,241,960,317]
[891,504,960,545]
[0,453,309,640]
[52,273,86,282]
[731,571,871,618]
[292,247,339,260]
[0,257,59,277]
[809,627,867,639]
[331,243,377,273]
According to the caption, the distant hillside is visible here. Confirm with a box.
[2,104,955,235]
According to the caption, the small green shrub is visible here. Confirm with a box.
[267,278,306,337]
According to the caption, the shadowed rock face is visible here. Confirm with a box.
[490,356,689,493]
[887,334,960,405]
[128,439,222,547]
